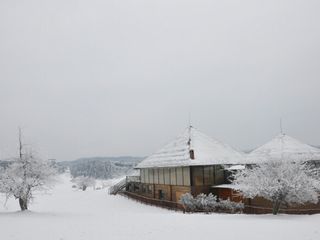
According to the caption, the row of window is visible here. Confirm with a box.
[141,184,153,194]
[141,167,191,186]
[192,166,225,186]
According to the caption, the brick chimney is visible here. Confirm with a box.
[189,149,195,160]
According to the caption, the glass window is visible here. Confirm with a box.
[204,166,214,185]
[183,167,190,186]
[159,190,165,200]
[176,167,183,185]
[145,169,149,183]
[170,168,177,185]
[159,168,164,184]
[214,165,225,185]
[149,169,154,184]
[140,169,144,183]
[164,168,170,184]
[142,184,146,193]
[154,168,159,184]
[192,166,204,186]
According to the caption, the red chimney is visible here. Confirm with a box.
[189,149,195,160]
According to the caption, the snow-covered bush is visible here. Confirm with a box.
[71,176,96,191]
[217,199,244,213]
[179,193,242,213]
[194,193,218,211]
[233,161,320,215]
[179,193,197,211]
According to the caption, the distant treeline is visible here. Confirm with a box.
[58,156,143,179]
[0,160,12,169]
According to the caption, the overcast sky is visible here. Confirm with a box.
[0,0,320,161]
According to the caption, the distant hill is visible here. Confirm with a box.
[58,156,144,179]
[0,159,12,168]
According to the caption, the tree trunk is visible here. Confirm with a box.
[272,200,281,215]
[82,185,87,191]
[19,197,28,211]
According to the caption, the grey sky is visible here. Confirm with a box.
[1,0,320,161]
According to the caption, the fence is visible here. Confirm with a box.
[244,204,320,215]
[120,191,184,211]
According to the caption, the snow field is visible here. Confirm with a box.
[0,174,319,240]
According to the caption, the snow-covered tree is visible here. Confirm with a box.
[0,129,57,211]
[233,161,320,215]
[0,152,57,211]
[71,176,96,191]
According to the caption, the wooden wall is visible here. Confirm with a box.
[171,186,191,202]
[210,188,320,214]
[154,184,191,202]
[126,178,320,214]
[211,187,243,202]
[128,183,192,203]
[154,184,171,201]
[136,164,231,203]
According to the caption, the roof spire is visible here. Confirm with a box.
[280,118,284,135]
[187,112,193,147]
[187,126,195,160]
[188,112,192,129]
[187,125,192,146]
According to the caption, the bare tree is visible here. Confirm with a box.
[0,128,57,211]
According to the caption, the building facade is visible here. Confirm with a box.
[126,126,245,203]
[123,128,320,213]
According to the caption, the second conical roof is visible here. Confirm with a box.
[247,133,320,163]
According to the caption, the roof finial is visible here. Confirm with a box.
[188,112,192,128]
[187,124,195,160]
[280,118,284,135]
[188,125,192,146]
[187,112,193,150]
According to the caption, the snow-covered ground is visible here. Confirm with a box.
[0,174,319,240]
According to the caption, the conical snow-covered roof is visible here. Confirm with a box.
[136,127,245,169]
[247,133,320,164]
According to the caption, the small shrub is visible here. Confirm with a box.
[179,193,243,213]
[179,193,196,211]
[216,198,244,213]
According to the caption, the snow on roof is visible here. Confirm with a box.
[126,169,140,177]
[136,127,245,169]
[225,165,245,170]
[211,184,240,190]
[247,133,320,164]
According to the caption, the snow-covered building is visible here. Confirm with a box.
[247,133,320,164]
[122,129,320,213]
[126,126,245,203]
[238,133,320,214]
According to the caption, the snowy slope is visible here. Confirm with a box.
[137,127,245,168]
[0,174,319,240]
[247,134,320,163]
